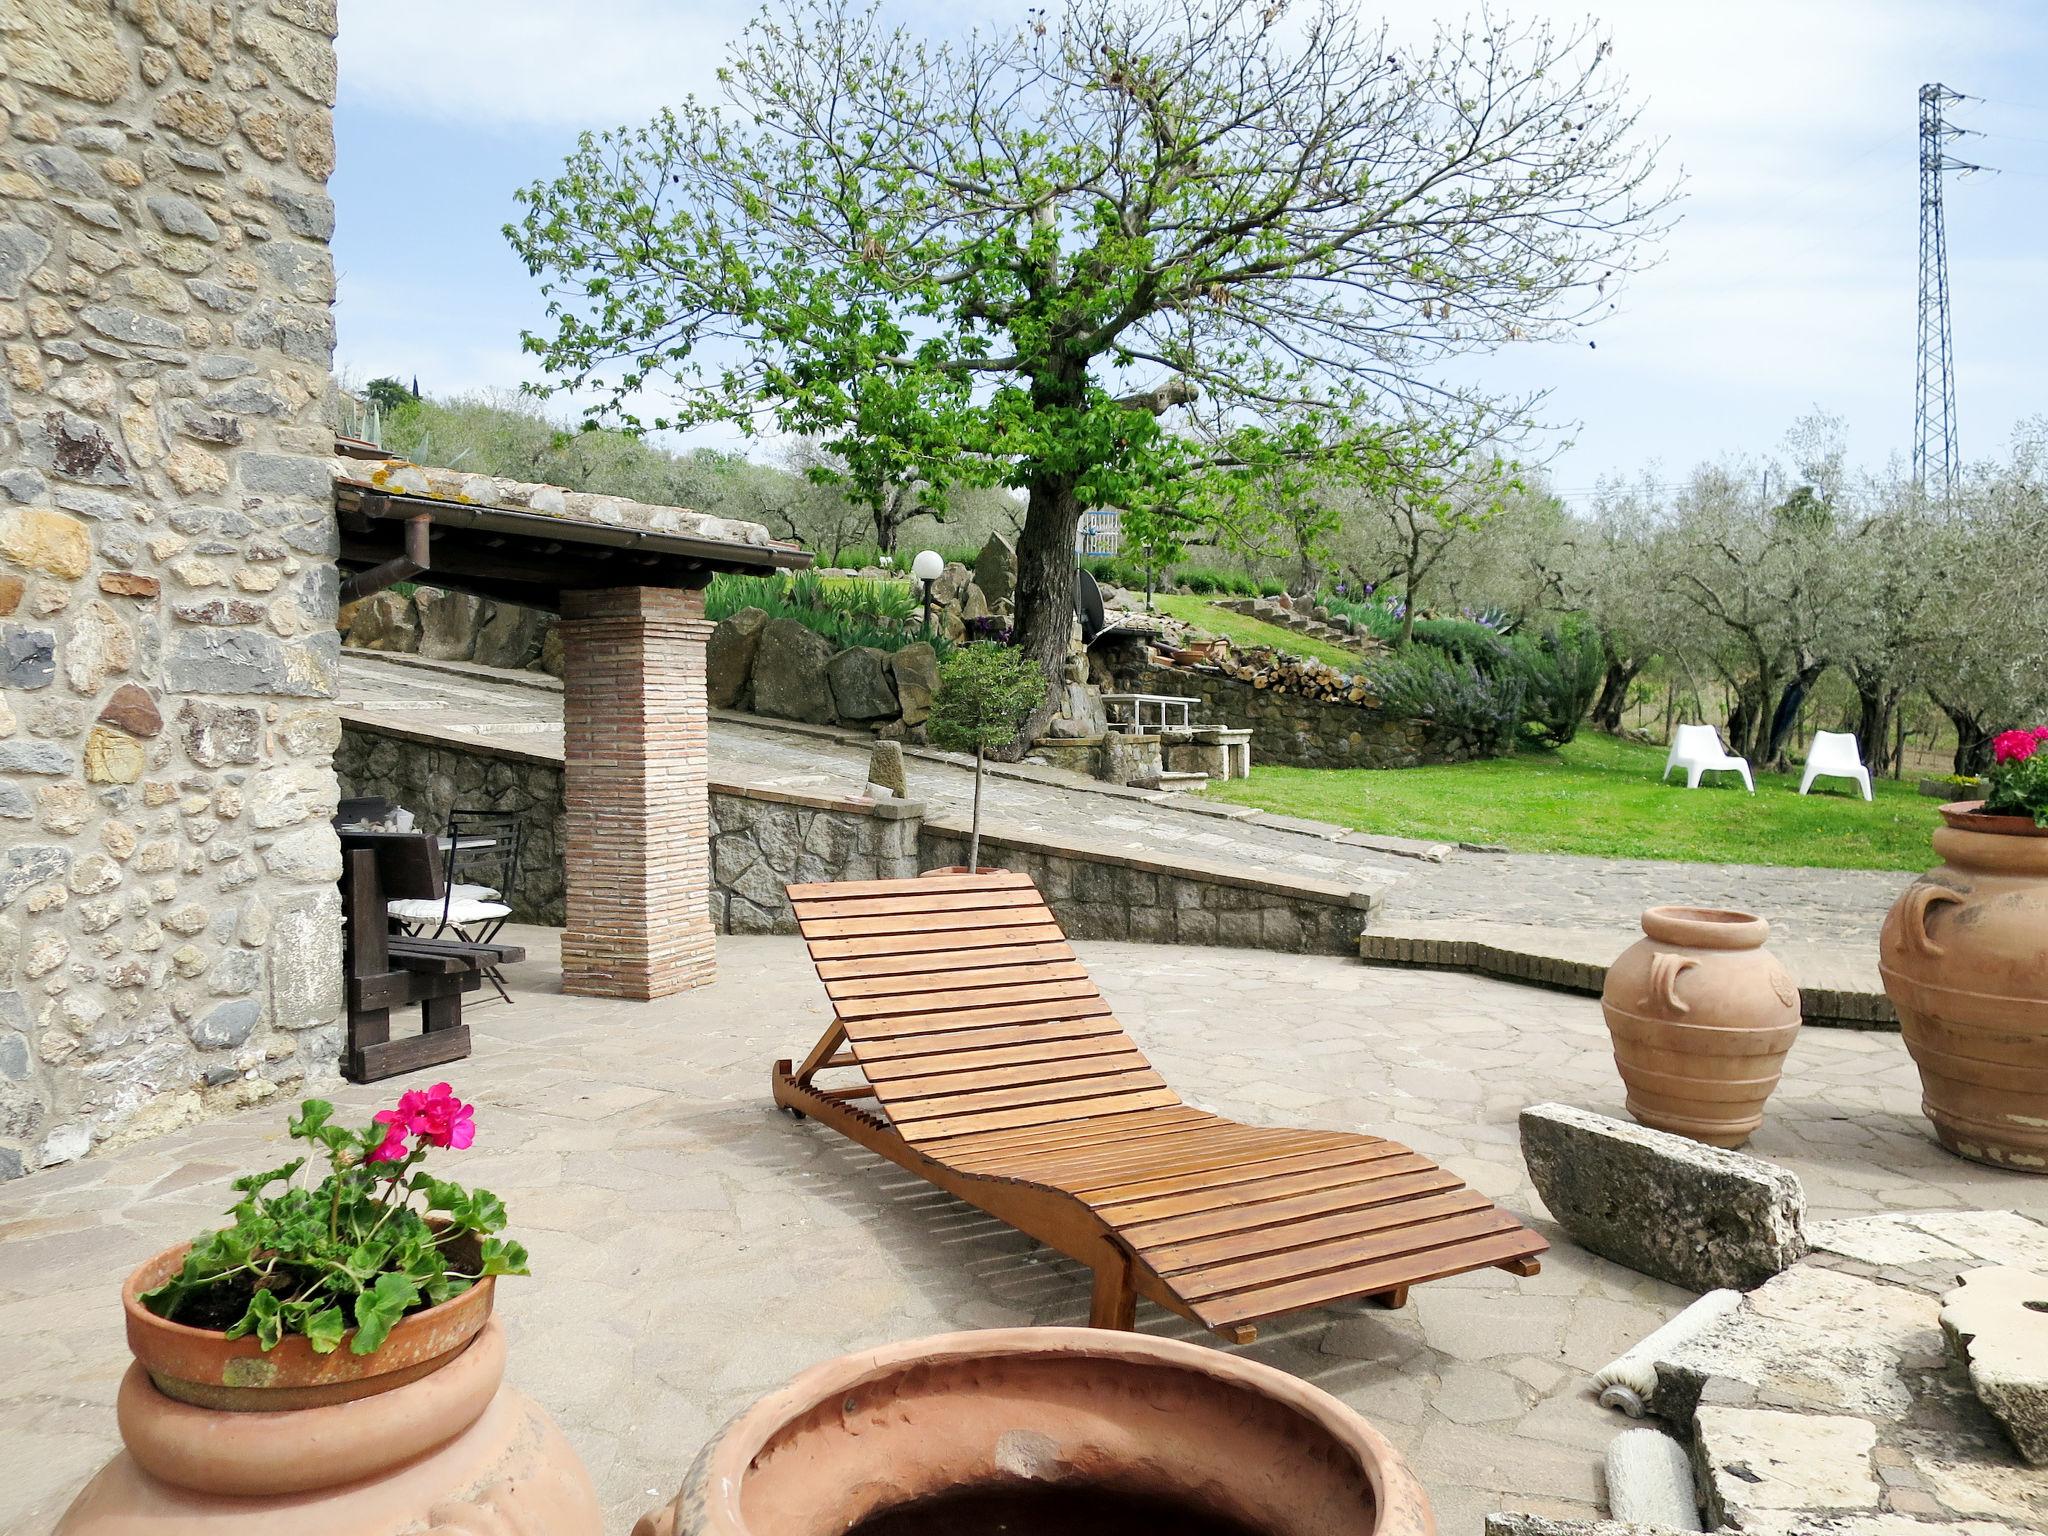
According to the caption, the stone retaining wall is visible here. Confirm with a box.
[336,720,1376,953]
[1,2,346,1179]
[334,723,565,924]
[1110,660,1482,769]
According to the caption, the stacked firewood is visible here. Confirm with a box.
[1208,644,1381,706]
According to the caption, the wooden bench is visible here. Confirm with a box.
[773,870,1546,1341]
[339,829,524,1083]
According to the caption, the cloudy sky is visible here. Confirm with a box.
[332,1,2048,499]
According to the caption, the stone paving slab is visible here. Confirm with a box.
[1364,919,1894,1029]
[4,931,2046,1535]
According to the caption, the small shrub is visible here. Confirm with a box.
[928,643,1049,868]
[1511,625,1604,748]
[1366,646,1526,755]
[704,571,941,655]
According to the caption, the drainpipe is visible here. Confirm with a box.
[339,512,432,603]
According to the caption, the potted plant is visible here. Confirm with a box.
[1881,726,2048,1170]
[57,1087,601,1534]
[925,641,1048,872]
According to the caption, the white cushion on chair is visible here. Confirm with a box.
[388,896,511,926]
[448,882,501,902]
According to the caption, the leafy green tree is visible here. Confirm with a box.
[926,643,1049,868]
[363,376,416,414]
[508,0,1670,738]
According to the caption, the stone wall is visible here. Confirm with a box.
[336,721,1378,953]
[1112,659,1483,770]
[334,722,564,924]
[710,784,921,934]
[921,816,1375,954]
[0,1,345,1179]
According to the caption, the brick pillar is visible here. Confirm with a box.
[559,587,716,999]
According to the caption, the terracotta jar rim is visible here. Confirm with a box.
[1640,905,1769,950]
[679,1327,1428,1536]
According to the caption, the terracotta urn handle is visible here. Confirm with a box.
[1901,885,1967,959]
[1647,953,1697,1016]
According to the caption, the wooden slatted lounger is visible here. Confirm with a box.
[772,870,1547,1343]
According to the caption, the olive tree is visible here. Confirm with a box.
[508,0,1672,739]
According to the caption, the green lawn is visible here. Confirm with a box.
[1150,593,1370,673]
[1205,732,1940,870]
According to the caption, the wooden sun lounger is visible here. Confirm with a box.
[772,870,1546,1342]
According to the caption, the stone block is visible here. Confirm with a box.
[750,618,837,725]
[1692,1406,1878,1527]
[1941,1266,2048,1465]
[825,645,899,722]
[889,642,939,726]
[706,606,767,709]
[1520,1102,1805,1291]
[415,588,483,662]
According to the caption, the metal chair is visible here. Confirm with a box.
[387,810,523,1002]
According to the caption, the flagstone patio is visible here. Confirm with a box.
[4,931,2043,1535]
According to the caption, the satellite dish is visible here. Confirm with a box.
[1073,566,1106,643]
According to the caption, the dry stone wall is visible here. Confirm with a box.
[0,0,345,1179]
[1112,658,1484,769]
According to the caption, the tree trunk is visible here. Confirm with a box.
[1592,653,1644,733]
[1764,657,1827,770]
[969,746,984,871]
[1932,693,1992,776]
[1007,463,1084,755]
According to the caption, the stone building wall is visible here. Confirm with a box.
[333,723,565,924]
[0,2,345,1179]
[1112,660,1484,770]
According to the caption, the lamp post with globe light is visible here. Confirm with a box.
[912,549,944,639]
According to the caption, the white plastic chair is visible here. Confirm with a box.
[1662,724,1755,793]
[1799,730,1872,801]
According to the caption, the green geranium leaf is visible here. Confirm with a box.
[302,1304,348,1355]
[225,1288,285,1351]
[231,1157,305,1196]
[350,1271,421,1356]
[480,1237,530,1278]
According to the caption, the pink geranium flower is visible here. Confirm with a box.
[1993,729,2041,765]
[366,1125,411,1163]
[411,1083,476,1150]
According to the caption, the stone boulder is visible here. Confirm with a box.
[890,643,940,726]
[415,588,484,662]
[973,533,1016,610]
[1519,1102,1806,1292]
[540,624,566,678]
[933,560,973,608]
[707,606,770,710]
[344,590,418,653]
[471,601,550,670]
[750,618,837,724]
[1941,1266,2048,1465]
[826,645,899,722]
[1045,681,1108,740]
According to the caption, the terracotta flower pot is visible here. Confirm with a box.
[56,1245,602,1535]
[1601,906,1802,1148]
[1880,801,2048,1171]
[121,1234,493,1410]
[633,1327,1432,1536]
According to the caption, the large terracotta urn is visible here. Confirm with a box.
[1880,801,2048,1171]
[634,1327,1432,1536]
[55,1244,601,1534]
[1601,906,1802,1148]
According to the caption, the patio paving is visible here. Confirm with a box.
[4,929,2041,1535]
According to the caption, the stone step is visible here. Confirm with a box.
[1155,770,1212,788]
